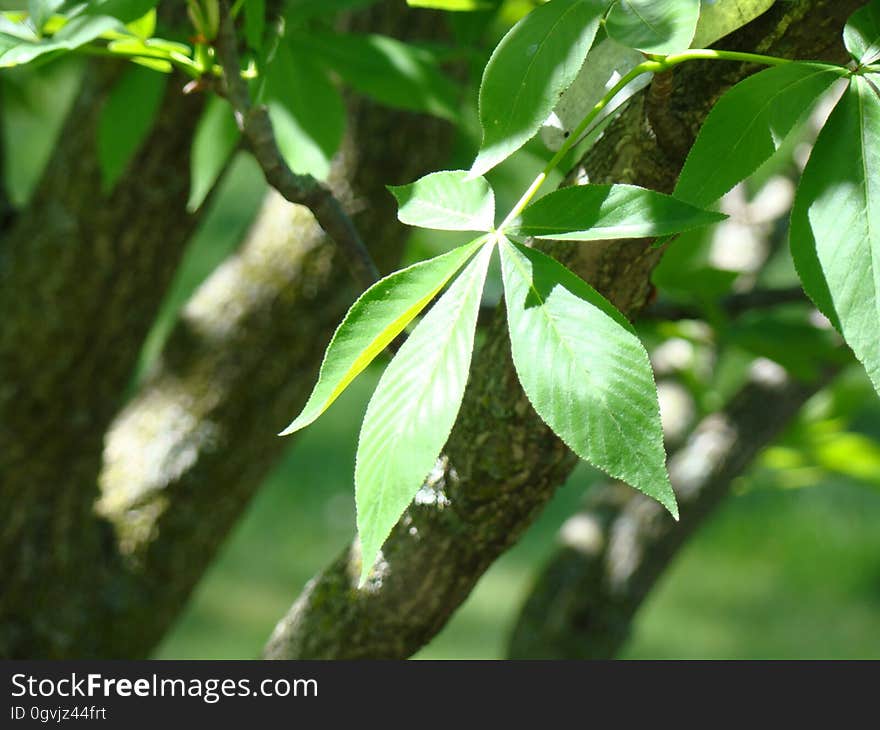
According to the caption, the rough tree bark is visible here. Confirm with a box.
[264,0,860,660]
[508,361,838,659]
[0,59,206,658]
[0,3,455,658]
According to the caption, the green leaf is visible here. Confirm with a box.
[389,170,495,232]
[355,243,493,585]
[541,36,648,151]
[791,77,880,396]
[28,0,64,32]
[508,183,725,240]
[844,0,880,65]
[104,37,174,72]
[691,0,775,48]
[98,63,166,191]
[84,0,160,24]
[125,8,156,39]
[285,0,378,23]
[244,0,265,50]
[0,15,120,67]
[407,0,491,10]
[290,29,459,119]
[264,43,345,181]
[187,95,240,212]
[470,0,604,177]
[281,239,485,436]
[499,238,676,515]
[605,0,700,54]
[675,62,844,209]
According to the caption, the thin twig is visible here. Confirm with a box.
[214,1,380,290]
[644,286,808,321]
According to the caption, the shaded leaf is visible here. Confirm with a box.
[244,0,265,50]
[356,243,493,584]
[98,62,166,191]
[605,0,700,54]
[291,29,459,119]
[675,62,844,208]
[691,0,774,48]
[508,183,724,240]
[265,43,345,181]
[187,95,240,212]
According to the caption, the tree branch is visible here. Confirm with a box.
[215,0,380,290]
[263,0,860,660]
[645,286,808,321]
[507,360,838,658]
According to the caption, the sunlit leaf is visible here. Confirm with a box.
[499,237,677,516]
[356,243,493,585]
[470,0,604,177]
[791,77,880,396]
[0,15,120,67]
[390,170,495,232]
[407,0,491,9]
[844,0,880,65]
[281,239,485,436]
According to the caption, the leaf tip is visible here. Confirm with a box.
[278,417,306,437]
[661,486,680,521]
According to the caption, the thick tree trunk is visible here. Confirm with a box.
[0,61,205,658]
[264,0,859,660]
[0,3,454,658]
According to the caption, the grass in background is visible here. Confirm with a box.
[154,364,880,658]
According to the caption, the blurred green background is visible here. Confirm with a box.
[5,9,880,658]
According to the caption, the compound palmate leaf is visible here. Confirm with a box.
[281,239,484,436]
[675,62,845,209]
[605,0,700,54]
[508,183,724,240]
[356,243,493,584]
[499,237,677,516]
[389,170,495,232]
[791,76,880,396]
[470,0,605,177]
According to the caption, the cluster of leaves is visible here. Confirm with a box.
[284,0,880,585]
[4,0,877,586]
[189,0,459,209]
[1,1,458,202]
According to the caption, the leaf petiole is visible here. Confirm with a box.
[499,48,794,233]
